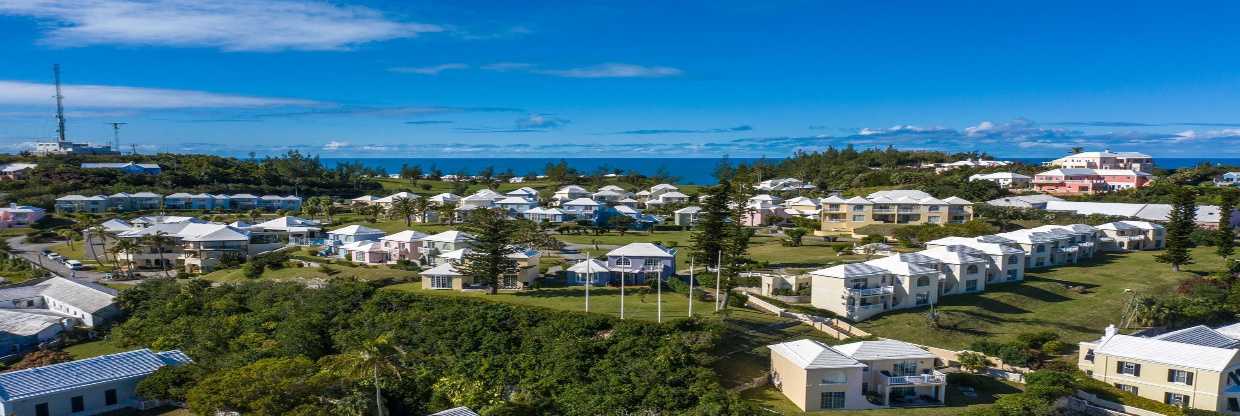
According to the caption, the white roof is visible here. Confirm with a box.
[606,243,673,258]
[463,189,504,201]
[99,219,134,233]
[1056,150,1151,159]
[918,245,988,265]
[564,197,600,206]
[567,259,611,273]
[1153,325,1240,348]
[165,192,194,198]
[179,225,250,242]
[420,262,462,277]
[556,185,589,194]
[506,187,539,197]
[970,172,1032,180]
[20,277,116,314]
[0,309,67,336]
[650,183,679,191]
[613,205,639,214]
[865,255,938,276]
[376,192,417,203]
[674,206,702,214]
[56,195,106,201]
[1095,333,1239,372]
[834,340,937,361]
[658,191,690,199]
[867,190,933,200]
[422,230,472,243]
[942,196,972,205]
[252,216,320,232]
[352,195,378,202]
[381,230,429,243]
[599,185,626,192]
[1037,168,1152,177]
[327,224,385,236]
[496,197,536,205]
[810,262,889,279]
[768,339,865,369]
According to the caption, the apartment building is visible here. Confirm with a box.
[114,222,283,273]
[994,224,1102,268]
[1079,324,1240,413]
[769,339,946,411]
[924,237,1026,283]
[755,177,815,192]
[0,204,45,228]
[1032,168,1153,194]
[1096,221,1166,251]
[1046,150,1154,173]
[968,172,1032,189]
[820,190,973,232]
[56,192,300,213]
[54,195,108,213]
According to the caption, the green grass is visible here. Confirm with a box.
[386,283,718,322]
[858,247,1224,350]
[747,235,864,268]
[742,372,1020,415]
[64,339,129,359]
[48,241,88,261]
[201,264,417,283]
[553,230,695,247]
[0,227,32,237]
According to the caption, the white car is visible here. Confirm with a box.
[64,260,84,270]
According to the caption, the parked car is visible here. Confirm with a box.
[64,260,83,270]
[47,253,63,261]
[101,272,113,280]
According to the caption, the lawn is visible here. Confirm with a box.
[713,308,856,388]
[64,339,129,359]
[553,230,695,247]
[858,247,1224,350]
[386,283,719,322]
[747,235,865,268]
[201,264,418,283]
[742,372,1021,415]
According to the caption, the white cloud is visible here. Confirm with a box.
[323,140,349,150]
[1174,129,1240,141]
[0,0,443,52]
[0,80,320,109]
[388,64,469,75]
[515,113,568,129]
[534,63,683,78]
[481,62,536,72]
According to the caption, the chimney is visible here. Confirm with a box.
[1104,324,1117,338]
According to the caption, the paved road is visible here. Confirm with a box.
[3,236,169,284]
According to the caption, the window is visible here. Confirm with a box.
[1084,349,1095,362]
[892,361,918,376]
[915,293,929,305]
[643,258,660,267]
[1229,397,1239,412]
[1007,255,1019,265]
[615,257,631,266]
[849,279,866,289]
[1007,269,1018,280]
[105,389,117,406]
[1168,369,1194,385]
[966,265,979,274]
[1036,245,1046,253]
[35,403,49,416]
[927,216,941,224]
[916,276,930,287]
[852,215,865,222]
[820,370,847,384]
[1117,361,1141,376]
[853,205,866,211]
[1115,383,1138,394]
[820,391,846,409]
[71,396,84,412]
[928,205,940,212]
[430,275,452,289]
[1165,393,1190,406]
[965,280,978,291]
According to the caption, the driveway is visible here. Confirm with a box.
[6,236,124,282]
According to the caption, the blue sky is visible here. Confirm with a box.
[1,0,1239,158]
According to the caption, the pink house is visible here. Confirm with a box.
[380,230,428,263]
[340,241,388,264]
[1033,168,1152,195]
[0,204,45,228]
[744,207,792,227]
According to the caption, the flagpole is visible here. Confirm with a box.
[584,252,590,313]
[715,250,722,312]
[620,255,626,320]
[657,268,663,323]
[688,256,695,318]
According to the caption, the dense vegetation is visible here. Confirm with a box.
[113,279,752,416]
[0,151,382,208]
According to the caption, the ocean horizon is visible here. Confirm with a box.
[321,157,1240,185]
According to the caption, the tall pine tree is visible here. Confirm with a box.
[1156,187,1196,271]
[691,179,733,268]
[458,208,520,294]
[1217,189,1237,258]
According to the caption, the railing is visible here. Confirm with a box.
[847,303,885,313]
[843,285,893,297]
[885,371,946,386]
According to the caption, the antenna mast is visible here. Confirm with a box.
[53,64,66,143]
[108,122,127,151]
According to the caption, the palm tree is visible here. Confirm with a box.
[321,198,338,223]
[57,229,79,249]
[438,201,458,225]
[303,200,322,220]
[83,225,107,266]
[390,197,417,227]
[109,238,139,279]
[141,231,173,278]
[320,334,407,416]
[413,197,431,224]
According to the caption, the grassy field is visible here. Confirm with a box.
[386,283,719,322]
[64,339,129,359]
[748,235,865,268]
[742,373,1021,415]
[201,264,417,283]
[858,247,1223,350]
[553,230,694,247]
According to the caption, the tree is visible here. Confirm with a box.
[438,201,458,225]
[138,365,203,402]
[389,197,417,227]
[607,214,635,236]
[458,208,520,294]
[413,197,432,224]
[957,352,992,374]
[109,238,140,279]
[142,231,174,278]
[57,229,78,249]
[1070,146,1084,155]
[785,228,807,247]
[187,356,332,416]
[690,180,733,267]
[319,334,407,416]
[1218,189,1237,258]
[1156,187,1197,271]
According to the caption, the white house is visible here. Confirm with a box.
[460,189,504,209]
[674,206,702,227]
[523,207,567,224]
[553,185,590,204]
[505,187,539,200]
[421,230,474,264]
[768,338,945,411]
[326,224,386,244]
[969,172,1032,189]
[380,230,428,263]
[605,243,675,284]
[495,197,538,215]
[0,349,191,416]
[562,198,601,219]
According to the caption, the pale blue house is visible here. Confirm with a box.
[0,349,191,416]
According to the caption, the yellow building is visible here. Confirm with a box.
[820,190,973,233]
[1079,324,1240,413]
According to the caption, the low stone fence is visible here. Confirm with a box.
[1064,392,1168,416]
[743,294,871,339]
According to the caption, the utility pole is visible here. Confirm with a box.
[584,253,590,313]
[53,64,67,143]
[107,122,127,151]
[688,257,694,318]
[656,269,662,323]
[715,250,722,311]
[619,256,626,320]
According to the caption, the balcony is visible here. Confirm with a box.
[847,303,885,313]
[883,370,947,386]
[843,285,894,297]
